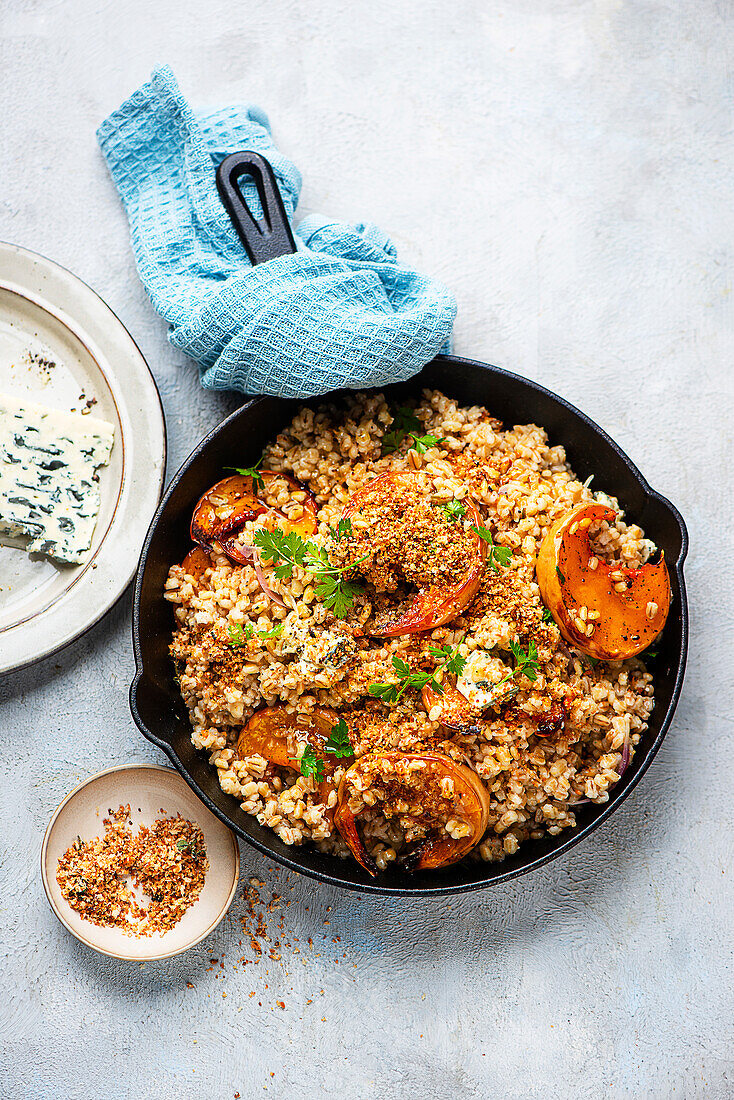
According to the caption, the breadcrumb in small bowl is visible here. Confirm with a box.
[41,764,239,960]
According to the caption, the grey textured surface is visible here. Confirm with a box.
[1,2,732,1098]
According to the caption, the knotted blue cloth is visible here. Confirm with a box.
[97,67,456,398]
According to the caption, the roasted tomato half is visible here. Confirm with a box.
[334,751,490,875]
[341,471,487,636]
[536,502,671,659]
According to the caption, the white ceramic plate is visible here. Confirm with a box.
[41,764,240,961]
[0,242,166,673]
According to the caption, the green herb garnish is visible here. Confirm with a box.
[381,406,446,456]
[314,573,366,620]
[258,623,284,639]
[542,607,555,624]
[329,517,353,542]
[228,621,284,645]
[439,499,467,522]
[324,717,353,758]
[409,432,446,455]
[381,406,422,455]
[490,638,540,699]
[227,622,254,646]
[226,457,264,490]
[368,639,467,703]
[299,744,325,782]
[508,638,539,682]
[253,528,366,618]
[556,566,566,583]
[427,641,468,678]
[471,525,513,570]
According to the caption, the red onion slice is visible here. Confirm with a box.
[219,536,255,564]
[254,554,287,608]
[218,533,287,608]
[617,734,631,777]
[570,734,631,810]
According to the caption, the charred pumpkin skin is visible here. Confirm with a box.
[421,681,485,736]
[536,502,670,659]
[341,471,487,637]
[191,471,318,554]
[236,707,349,820]
[334,751,490,876]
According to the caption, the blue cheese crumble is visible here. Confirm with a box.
[0,393,114,564]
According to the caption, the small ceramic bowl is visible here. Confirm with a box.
[41,763,240,961]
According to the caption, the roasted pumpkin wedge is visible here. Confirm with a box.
[341,471,487,637]
[334,751,490,875]
[180,545,212,582]
[236,706,350,819]
[191,471,317,556]
[536,502,670,659]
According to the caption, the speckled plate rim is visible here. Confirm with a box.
[40,763,240,961]
[0,241,167,674]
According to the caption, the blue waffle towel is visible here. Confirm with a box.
[97,67,456,398]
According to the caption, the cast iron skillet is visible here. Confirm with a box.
[130,153,688,896]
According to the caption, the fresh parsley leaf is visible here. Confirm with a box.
[226,457,264,490]
[444,648,468,678]
[491,638,541,698]
[367,641,467,702]
[393,406,422,433]
[368,682,401,703]
[253,529,292,573]
[381,406,422,454]
[391,655,411,676]
[299,744,324,782]
[380,403,447,456]
[427,640,467,678]
[439,499,467,522]
[314,575,365,619]
[258,623,284,639]
[253,528,310,580]
[542,607,555,624]
[471,526,513,570]
[409,432,446,455]
[380,430,405,455]
[509,639,539,682]
[227,622,254,646]
[253,527,366,618]
[329,518,353,542]
[324,717,353,758]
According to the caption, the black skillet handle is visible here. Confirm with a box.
[216,151,297,265]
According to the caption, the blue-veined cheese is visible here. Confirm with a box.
[0,393,114,564]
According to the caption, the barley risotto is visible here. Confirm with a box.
[164,390,670,875]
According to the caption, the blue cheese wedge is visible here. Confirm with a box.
[0,393,114,564]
